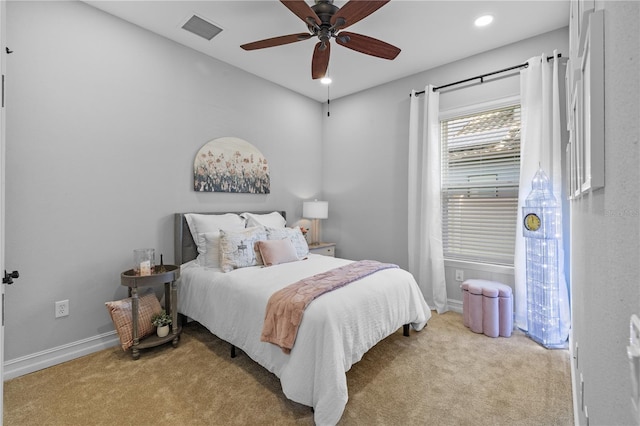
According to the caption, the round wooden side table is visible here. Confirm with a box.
[120,265,181,360]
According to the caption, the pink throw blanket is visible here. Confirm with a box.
[260,260,399,353]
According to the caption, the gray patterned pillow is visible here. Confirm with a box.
[266,227,309,259]
[219,226,267,272]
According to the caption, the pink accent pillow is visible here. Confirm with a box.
[257,239,299,267]
[105,293,162,351]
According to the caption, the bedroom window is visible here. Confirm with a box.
[440,104,521,266]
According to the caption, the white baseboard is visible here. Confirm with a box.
[3,300,464,381]
[3,331,120,380]
[447,298,463,314]
[569,331,579,426]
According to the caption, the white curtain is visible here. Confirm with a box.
[515,50,570,339]
[408,85,448,313]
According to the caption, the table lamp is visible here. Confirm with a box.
[303,200,328,246]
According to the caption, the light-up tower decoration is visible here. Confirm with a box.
[522,168,565,348]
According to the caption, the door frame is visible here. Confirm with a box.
[1,0,8,422]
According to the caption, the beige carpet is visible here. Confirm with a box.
[4,311,573,425]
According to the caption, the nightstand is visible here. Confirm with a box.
[120,265,182,360]
[308,242,336,257]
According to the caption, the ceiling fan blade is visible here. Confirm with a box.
[241,33,313,51]
[335,31,400,60]
[281,0,321,27]
[312,41,331,80]
[331,0,390,30]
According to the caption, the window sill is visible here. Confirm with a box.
[444,259,514,276]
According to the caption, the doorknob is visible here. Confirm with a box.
[3,270,19,285]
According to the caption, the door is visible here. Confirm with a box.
[1,0,7,422]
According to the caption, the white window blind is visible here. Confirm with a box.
[441,104,521,266]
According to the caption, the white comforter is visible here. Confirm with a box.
[177,254,431,425]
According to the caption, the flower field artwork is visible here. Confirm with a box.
[194,137,270,193]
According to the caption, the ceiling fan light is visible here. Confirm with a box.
[474,15,494,27]
[320,76,332,85]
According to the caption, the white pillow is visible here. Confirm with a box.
[184,213,246,266]
[266,227,309,259]
[219,226,268,272]
[241,211,286,229]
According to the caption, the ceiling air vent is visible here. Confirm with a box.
[181,14,222,41]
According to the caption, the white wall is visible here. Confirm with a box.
[4,1,323,366]
[570,2,640,424]
[322,27,569,309]
[9,8,637,425]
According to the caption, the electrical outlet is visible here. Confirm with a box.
[455,270,464,282]
[55,300,69,318]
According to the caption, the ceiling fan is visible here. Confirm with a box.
[240,0,400,80]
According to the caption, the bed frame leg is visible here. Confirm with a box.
[231,345,237,358]
[403,324,410,337]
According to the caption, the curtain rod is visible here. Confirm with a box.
[411,53,561,96]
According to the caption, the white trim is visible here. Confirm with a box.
[570,330,580,426]
[3,331,120,380]
[439,95,521,121]
[444,258,515,276]
[447,298,463,314]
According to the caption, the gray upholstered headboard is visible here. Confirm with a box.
[174,211,287,265]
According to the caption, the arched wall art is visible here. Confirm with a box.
[194,137,270,193]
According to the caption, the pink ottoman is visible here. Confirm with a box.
[461,279,513,338]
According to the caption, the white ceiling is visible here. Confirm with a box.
[85,1,570,102]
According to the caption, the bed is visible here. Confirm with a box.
[174,211,431,425]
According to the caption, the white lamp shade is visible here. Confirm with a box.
[303,200,328,219]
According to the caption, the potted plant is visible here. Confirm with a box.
[151,310,172,337]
